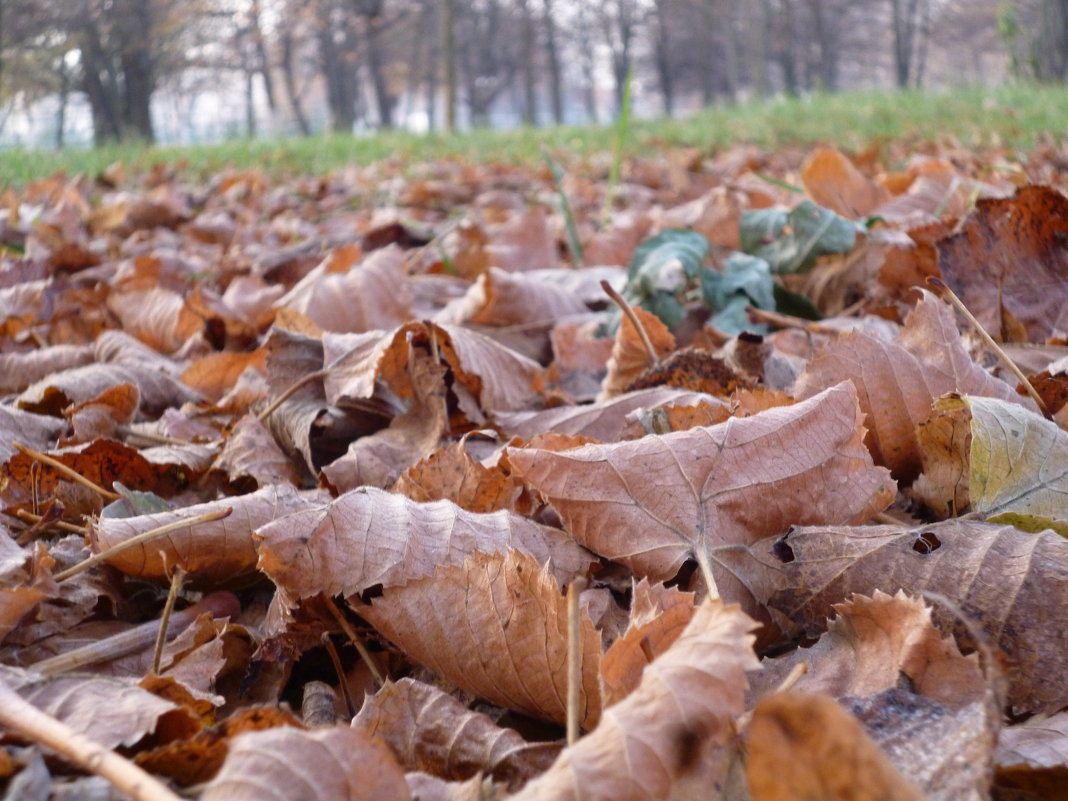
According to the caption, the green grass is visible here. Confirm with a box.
[2,84,1066,188]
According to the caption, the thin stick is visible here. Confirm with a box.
[151,568,186,675]
[323,596,386,686]
[114,426,190,447]
[258,369,328,423]
[927,277,1052,419]
[600,280,659,368]
[0,679,184,801]
[872,511,902,526]
[30,592,241,675]
[746,307,843,336]
[53,507,232,582]
[566,576,587,746]
[13,442,120,502]
[12,508,89,536]
[321,632,358,718]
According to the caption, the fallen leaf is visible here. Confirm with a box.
[359,550,602,728]
[937,185,1068,343]
[801,147,890,218]
[747,692,923,801]
[795,290,1034,481]
[254,486,593,602]
[393,441,524,514]
[508,600,759,801]
[201,725,409,801]
[353,677,560,789]
[733,520,1068,714]
[599,307,675,400]
[508,383,893,596]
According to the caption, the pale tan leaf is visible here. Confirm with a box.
[495,387,727,442]
[274,245,412,333]
[599,307,675,400]
[436,323,544,415]
[254,486,593,601]
[485,205,560,273]
[747,693,923,801]
[263,326,328,475]
[507,383,893,591]
[0,404,65,462]
[64,383,139,445]
[213,413,301,490]
[733,519,1068,714]
[0,665,178,750]
[436,266,588,327]
[359,551,602,728]
[106,287,203,354]
[93,484,314,582]
[320,353,448,491]
[0,345,94,395]
[321,325,417,406]
[998,711,1068,768]
[795,290,1035,480]
[405,773,484,801]
[509,600,759,801]
[202,725,409,801]
[353,677,560,789]
[750,591,986,710]
[600,580,697,707]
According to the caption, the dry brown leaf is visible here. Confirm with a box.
[92,484,314,582]
[937,185,1068,343]
[0,405,65,463]
[181,350,267,403]
[436,323,544,416]
[844,688,997,801]
[212,413,301,490]
[747,692,923,801]
[436,266,588,327]
[320,352,448,491]
[0,345,95,395]
[801,147,890,218]
[359,550,602,728]
[485,205,560,273]
[733,520,1068,714]
[0,665,180,750]
[752,591,986,710]
[394,441,524,513]
[509,600,759,801]
[201,725,409,801]
[64,382,139,445]
[599,307,675,400]
[496,386,727,442]
[106,287,203,354]
[507,383,893,597]
[600,580,697,707]
[995,711,1068,801]
[795,290,1035,481]
[353,677,561,789]
[405,772,484,801]
[254,486,593,602]
[273,244,412,334]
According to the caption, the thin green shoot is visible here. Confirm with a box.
[602,68,634,229]
[542,146,584,265]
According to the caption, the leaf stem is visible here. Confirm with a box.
[600,279,659,369]
[152,567,186,675]
[324,595,386,687]
[927,277,1051,419]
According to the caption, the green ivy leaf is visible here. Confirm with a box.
[701,253,775,335]
[740,201,859,275]
[618,229,710,329]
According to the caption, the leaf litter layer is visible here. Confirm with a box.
[0,137,1067,800]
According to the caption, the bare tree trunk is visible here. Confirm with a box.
[652,0,674,115]
[244,61,256,137]
[115,0,155,141]
[249,0,276,114]
[720,0,740,100]
[55,61,70,149]
[542,0,563,124]
[519,0,537,125]
[316,11,357,133]
[891,0,923,88]
[1036,0,1068,80]
[280,24,311,135]
[443,0,457,131]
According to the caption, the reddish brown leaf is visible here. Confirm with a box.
[937,185,1068,343]
[359,550,602,728]
[801,147,890,218]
